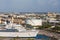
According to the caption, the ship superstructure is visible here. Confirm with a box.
[0,22,39,37]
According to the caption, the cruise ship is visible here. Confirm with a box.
[0,22,39,37]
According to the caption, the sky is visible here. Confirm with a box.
[0,0,60,12]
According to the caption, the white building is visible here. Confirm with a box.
[26,18,42,26]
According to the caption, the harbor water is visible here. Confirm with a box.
[36,34,50,40]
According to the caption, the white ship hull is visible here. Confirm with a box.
[0,31,38,37]
[0,23,39,37]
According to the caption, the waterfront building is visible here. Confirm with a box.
[26,18,42,26]
[11,16,25,25]
[48,12,56,18]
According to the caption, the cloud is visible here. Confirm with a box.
[0,0,60,12]
[36,0,59,7]
[48,0,59,6]
[34,0,60,12]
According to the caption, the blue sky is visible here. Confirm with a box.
[0,0,60,12]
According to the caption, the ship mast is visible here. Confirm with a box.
[11,15,14,29]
